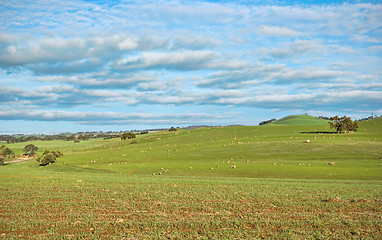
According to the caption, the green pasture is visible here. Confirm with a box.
[1,115,381,238]
[4,115,379,180]
[2,116,382,180]
[268,114,330,125]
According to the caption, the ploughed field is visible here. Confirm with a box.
[1,116,381,238]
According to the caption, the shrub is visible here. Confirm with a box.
[0,145,15,165]
[121,132,136,140]
[39,153,56,166]
[169,127,177,132]
[37,150,63,166]
[23,144,38,157]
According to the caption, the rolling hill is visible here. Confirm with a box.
[267,114,330,125]
[3,115,380,180]
[1,115,381,239]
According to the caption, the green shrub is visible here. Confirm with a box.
[121,132,136,140]
[23,144,38,157]
[39,153,56,166]
[36,150,63,166]
[0,145,14,165]
[169,127,177,132]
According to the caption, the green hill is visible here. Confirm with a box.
[1,117,381,239]
[3,115,380,180]
[268,114,329,125]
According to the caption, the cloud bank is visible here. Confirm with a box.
[0,0,381,132]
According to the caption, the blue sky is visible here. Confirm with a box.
[0,0,381,134]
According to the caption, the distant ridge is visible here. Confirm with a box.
[267,115,329,125]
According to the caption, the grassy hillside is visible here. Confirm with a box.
[1,117,381,238]
[268,114,330,125]
[3,116,381,180]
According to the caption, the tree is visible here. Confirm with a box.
[169,127,177,132]
[23,144,38,157]
[121,132,136,140]
[0,145,15,165]
[78,134,91,141]
[67,134,77,141]
[36,150,63,166]
[329,116,358,133]
[38,153,56,166]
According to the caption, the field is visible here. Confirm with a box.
[1,115,381,239]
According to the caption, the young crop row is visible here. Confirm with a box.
[1,167,381,239]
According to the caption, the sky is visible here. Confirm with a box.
[0,0,381,134]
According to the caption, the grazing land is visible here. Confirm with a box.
[1,115,381,239]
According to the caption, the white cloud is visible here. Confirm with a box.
[0,109,225,124]
[259,40,327,59]
[114,50,247,71]
[257,25,303,37]
[118,37,139,50]
[1,1,381,130]
[369,45,382,52]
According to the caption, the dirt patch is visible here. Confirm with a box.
[5,155,35,164]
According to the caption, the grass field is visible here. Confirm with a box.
[1,115,381,238]
[268,114,330,125]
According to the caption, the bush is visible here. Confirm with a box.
[0,145,15,165]
[23,144,38,157]
[39,153,56,166]
[37,150,63,166]
[121,132,136,140]
[169,127,177,132]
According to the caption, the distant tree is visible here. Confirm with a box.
[169,127,177,132]
[259,119,276,126]
[23,144,38,157]
[0,145,15,165]
[121,132,136,140]
[329,116,358,133]
[67,134,77,141]
[78,134,91,141]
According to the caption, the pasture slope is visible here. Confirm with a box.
[0,115,381,239]
[268,114,330,125]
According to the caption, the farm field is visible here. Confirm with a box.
[1,115,381,238]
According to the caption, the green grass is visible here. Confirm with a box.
[7,116,375,180]
[1,164,381,239]
[2,116,381,180]
[268,114,330,125]
[0,115,381,238]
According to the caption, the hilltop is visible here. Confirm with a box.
[267,114,330,125]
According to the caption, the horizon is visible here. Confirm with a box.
[1,113,377,136]
[1,0,381,134]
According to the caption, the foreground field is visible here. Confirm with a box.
[1,164,381,239]
[1,116,381,238]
